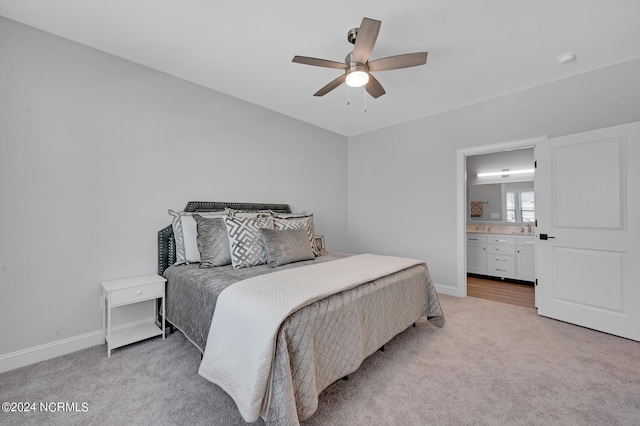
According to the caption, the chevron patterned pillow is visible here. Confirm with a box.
[225,216,275,269]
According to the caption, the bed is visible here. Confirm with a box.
[158,201,444,425]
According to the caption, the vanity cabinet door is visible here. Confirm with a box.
[467,235,487,274]
[516,243,535,281]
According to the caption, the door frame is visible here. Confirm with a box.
[456,136,547,297]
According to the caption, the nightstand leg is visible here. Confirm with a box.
[107,303,112,357]
[161,296,165,340]
[102,290,106,344]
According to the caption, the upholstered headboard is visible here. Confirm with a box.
[157,201,292,275]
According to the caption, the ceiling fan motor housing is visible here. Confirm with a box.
[344,52,367,68]
[347,27,359,44]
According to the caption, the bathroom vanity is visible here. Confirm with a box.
[467,232,535,282]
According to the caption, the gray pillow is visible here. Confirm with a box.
[259,228,315,267]
[274,215,319,256]
[169,209,228,265]
[194,215,231,267]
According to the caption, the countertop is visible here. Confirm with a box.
[466,224,536,236]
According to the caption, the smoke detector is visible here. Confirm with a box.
[556,52,576,64]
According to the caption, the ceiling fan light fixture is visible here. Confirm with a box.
[346,70,369,87]
[292,17,427,98]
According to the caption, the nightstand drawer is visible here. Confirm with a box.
[109,282,164,306]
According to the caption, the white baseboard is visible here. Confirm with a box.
[0,317,155,373]
[0,331,103,373]
[434,282,461,297]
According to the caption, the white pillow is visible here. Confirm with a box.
[169,209,229,265]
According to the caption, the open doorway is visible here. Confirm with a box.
[456,137,546,303]
[466,148,536,307]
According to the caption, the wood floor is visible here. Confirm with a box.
[467,275,535,308]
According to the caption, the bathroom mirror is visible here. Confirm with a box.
[468,181,534,223]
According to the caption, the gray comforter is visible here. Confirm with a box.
[163,251,353,352]
[164,252,444,425]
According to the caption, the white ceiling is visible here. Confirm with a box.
[2,1,640,137]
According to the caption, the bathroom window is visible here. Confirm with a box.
[506,189,535,222]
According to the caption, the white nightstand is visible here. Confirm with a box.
[101,274,166,357]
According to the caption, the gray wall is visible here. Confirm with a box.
[0,18,348,356]
[347,58,640,294]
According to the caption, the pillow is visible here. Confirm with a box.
[274,214,319,256]
[259,228,315,267]
[227,208,274,218]
[224,216,275,269]
[169,209,228,265]
[193,215,232,267]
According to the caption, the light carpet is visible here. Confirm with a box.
[1,294,638,425]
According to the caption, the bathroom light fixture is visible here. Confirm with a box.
[477,168,534,178]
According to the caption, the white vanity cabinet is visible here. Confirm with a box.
[486,235,516,278]
[515,237,536,281]
[466,235,487,274]
[467,233,535,282]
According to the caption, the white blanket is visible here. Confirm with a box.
[197,253,424,422]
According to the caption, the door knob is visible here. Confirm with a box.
[539,234,555,240]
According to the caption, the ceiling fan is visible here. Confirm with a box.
[292,17,428,99]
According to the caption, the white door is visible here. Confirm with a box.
[536,121,640,341]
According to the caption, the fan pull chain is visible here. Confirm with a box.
[364,88,367,112]
[347,86,350,106]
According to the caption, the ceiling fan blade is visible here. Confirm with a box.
[292,56,347,70]
[368,52,428,71]
[352,18,381,64]
[365,74,386,98]
[314,74,347,96]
